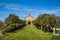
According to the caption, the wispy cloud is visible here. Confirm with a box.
[5,3,60,14]
[0,3,60,20]
[1,3,60,14]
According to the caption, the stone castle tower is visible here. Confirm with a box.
[24,13,34,25]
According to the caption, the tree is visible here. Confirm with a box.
[33,14,58,32]
[5,14,20,25]
[5,14,26,32]
[0,20,3,28]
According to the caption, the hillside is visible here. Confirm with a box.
[1,25,60,40]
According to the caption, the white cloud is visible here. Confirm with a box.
[1,3,60,15]
[0,3,60,20]
[0,12,6,14]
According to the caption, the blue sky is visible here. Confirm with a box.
[0,0,60,21]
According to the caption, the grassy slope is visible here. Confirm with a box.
[2,25,59,40]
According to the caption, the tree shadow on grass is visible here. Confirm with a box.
[5,24,26,33]
[50,35,60,40]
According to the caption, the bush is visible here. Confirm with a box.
[5,23,26,32]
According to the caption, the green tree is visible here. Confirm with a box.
[0,20,3,28]
[5,14,25,32]
[33,14,58,32]
[5,14,20,25]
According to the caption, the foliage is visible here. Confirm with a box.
[2,25,53,40]
[0,20,3,31]
[0,20,3,28]
[4,14,26,32]
[33,14,60,32]
[5,14,20,25]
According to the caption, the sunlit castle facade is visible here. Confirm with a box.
[24,13,34,25]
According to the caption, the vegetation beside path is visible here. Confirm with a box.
[1,25,54,40]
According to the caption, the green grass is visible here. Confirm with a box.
[1,25,60,40]
[0,37,2,40]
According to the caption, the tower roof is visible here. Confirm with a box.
[24,13,34,21]
[28,13,31,16]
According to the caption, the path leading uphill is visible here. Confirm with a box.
[2,25,53,40]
